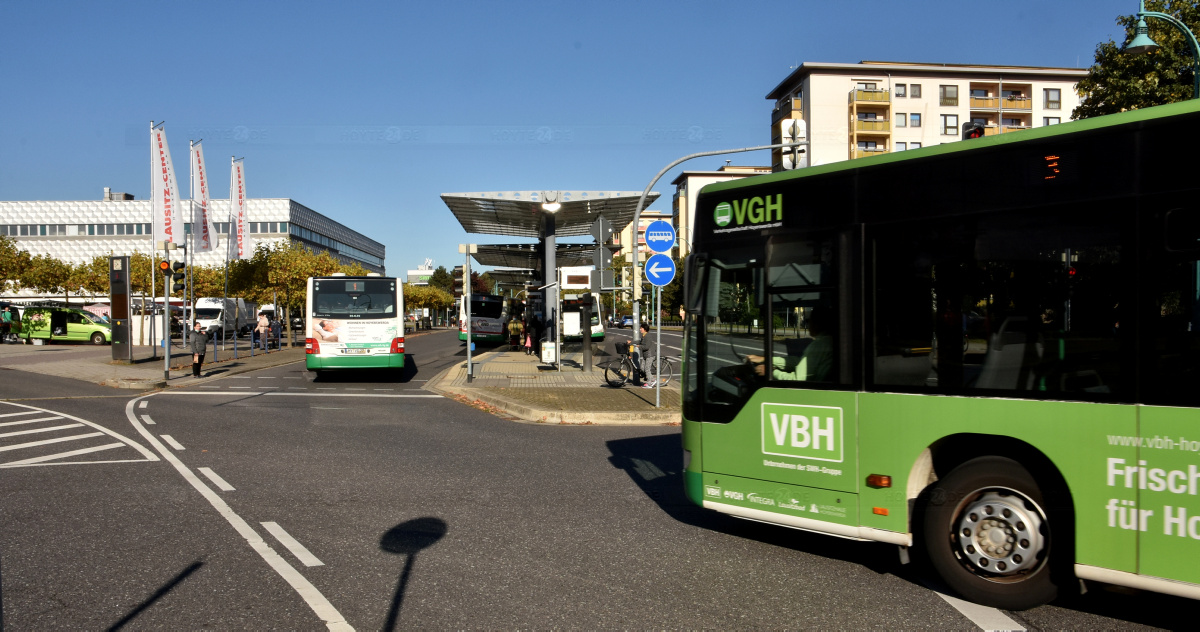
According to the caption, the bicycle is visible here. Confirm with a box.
[605,341,674,388]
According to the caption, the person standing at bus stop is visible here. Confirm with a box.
[190,321,209,378]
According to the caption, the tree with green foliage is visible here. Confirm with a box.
[1075,1,1200,119]
[428,266,454,294]
[0,236,32,291]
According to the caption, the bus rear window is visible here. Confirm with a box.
[470,298,503,319]
[313,279,397,318]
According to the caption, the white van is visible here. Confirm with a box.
[193,297,253,336]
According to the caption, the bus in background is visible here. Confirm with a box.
[681,99,1200,610]
[562,292,604,342]
[305,274,404,374]
[459,294,509,343]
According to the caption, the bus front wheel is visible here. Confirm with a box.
[921,456,1059,610]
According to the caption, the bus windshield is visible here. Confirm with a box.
[313,279,397,318]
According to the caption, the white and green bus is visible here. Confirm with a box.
[458,294,509,343]
[682,99,1200,610]
[305,274,405,373]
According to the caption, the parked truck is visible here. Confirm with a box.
[193,297,254,337]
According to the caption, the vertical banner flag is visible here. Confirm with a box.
[151,127,181,243]
[227,159,249,260]
[191,143,217,253]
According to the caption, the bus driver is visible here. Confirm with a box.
[746,308,832,382]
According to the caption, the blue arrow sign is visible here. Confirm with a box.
[644,220,676,254]
[645,253,676,287]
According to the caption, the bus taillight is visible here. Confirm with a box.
[306,337,319,354]
[391,337,405,354]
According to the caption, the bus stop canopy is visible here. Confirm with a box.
[471,243,595,270]
[440,190,659,238]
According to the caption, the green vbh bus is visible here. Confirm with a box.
[681,99,1200,610]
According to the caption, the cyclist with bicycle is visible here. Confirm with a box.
[633,322,652,387]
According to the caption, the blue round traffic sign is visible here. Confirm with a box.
[644,220,676,254]
[645,253,676,287]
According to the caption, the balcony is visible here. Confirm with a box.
[772,97,803,124]
[1002,96,1032,110]
[855,120,890,132]
[940,96,959,107]
[851,146,888,159]
[1001,125,1031,134]
[982,125,1001,136]
[970,96,999,109]
[851,89,890,103]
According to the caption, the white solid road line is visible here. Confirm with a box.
[262,521,325,567]
[197,466,236,491]
[937,593,1025,631]
[160,391,441,398]
[0,410,42,418]
[0,423,84,438]
[0,432,104,452]
[140,414,156,425]
[0,416,62,428]
[124,397,352,631]
[4,442,124,466]
[139,401,148,409]
[160,434,186,451]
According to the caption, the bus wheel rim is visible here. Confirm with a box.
[953,488,1047,581]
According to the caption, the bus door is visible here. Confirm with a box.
[1136,207,1200,585]
[694,236,859,525]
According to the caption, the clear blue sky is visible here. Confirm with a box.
[0,0,1139,275]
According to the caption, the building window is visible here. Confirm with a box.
[857,140,878,150]
[970,88,987,98]
[939,85,958,106]
[895,84,907,97]
[895,142,907,151]
[1002,117,1023,128]
[942,114,958,135]
[857,112,877,120]
[279,222,289,234]
[1043,117,1061,126]
[116,224,125,236]
[911,84,922,98]
[910,113,921,127]
[895,113,906,128]
[857,82,877,90]
[910,142,922,149]
[1044,88,1061,109]
[249,222,259,234]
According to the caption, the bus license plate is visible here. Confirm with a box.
[342,348,368,355]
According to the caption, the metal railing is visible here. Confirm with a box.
[851,89,890,102]
[1002,96,1032,110]
[855,120,890,132]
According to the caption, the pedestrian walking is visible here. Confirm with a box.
[1,306,12,342]
[190,321,208,377]
[255,312,270,351]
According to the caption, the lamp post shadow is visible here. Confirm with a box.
[379,517,447,631]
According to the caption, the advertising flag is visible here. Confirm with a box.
[227,159,249,260]
[191,142,217,253]
[151,127,182,243]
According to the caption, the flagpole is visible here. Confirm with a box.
[186,139,194,348]
[150,120,158,360]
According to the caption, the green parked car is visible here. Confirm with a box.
[22,306,111,345]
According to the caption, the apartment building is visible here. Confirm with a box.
[767,61,1087,169]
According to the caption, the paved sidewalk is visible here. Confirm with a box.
[0,336,308,390]
[426,340,681,426]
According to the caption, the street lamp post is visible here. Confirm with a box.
[1126,0,1200,99]
[630,141,807,346]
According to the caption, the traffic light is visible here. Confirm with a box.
[962,121,985,140]
[170,261,186,293]
[452,266,464,298]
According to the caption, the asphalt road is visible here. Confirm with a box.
[0,329,1191,629]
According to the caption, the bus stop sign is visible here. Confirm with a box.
[644,220,675,254]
